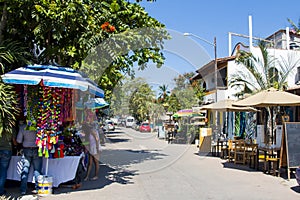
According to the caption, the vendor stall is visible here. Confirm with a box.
[2,64,105,186]
[7,156,82,187]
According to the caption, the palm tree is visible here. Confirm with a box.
[230,41,300,143]
[230,41,300,93]
[0,40,28,137]
[157,84,170,103]
[288,18,300,34]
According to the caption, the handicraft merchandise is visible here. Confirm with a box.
[23,85,76,158]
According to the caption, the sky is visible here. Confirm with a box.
[132,0,300,93]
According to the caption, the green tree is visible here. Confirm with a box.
[157,84,170,103]
[0,0,169,99]
[172,72,205,108]
[166,93,181,113]
[0,40,27,137]
[129,82,154,122]
[288,18,300,34]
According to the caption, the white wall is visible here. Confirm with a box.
[226,46,300,99]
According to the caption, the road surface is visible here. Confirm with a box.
[24,127,300,199]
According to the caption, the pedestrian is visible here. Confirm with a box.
[16,120,42,195]
[174,121,179,137]
[82,123,101,181]
[0,123,17,196]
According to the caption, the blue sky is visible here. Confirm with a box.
[139,0,300,58]
[133,0,300,91]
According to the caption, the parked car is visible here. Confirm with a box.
[139,122,151,132]
[105,120,115,131]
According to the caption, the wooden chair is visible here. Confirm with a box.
[234,140,247,165]
[227,140,235,162]
[247,144,258,169]
[265,157,280,176]
[220,141,228,159]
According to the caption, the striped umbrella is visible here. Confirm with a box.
[1,64,104,97]
[173,109,195,117]
[76,98,109,110]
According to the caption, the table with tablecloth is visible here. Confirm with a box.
[7,156,81,187]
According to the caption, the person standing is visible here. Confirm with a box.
[82,123,101,181]
[0,125,17,196]
[16,121,42,195]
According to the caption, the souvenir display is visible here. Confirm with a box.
[21,84,81,158]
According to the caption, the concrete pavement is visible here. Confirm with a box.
[4,127,300,200]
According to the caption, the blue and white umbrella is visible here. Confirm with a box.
[76,98,109,110]
[1,64,104,97]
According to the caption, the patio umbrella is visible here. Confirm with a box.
[76,98,109,110]
[1,64,104,97]
[173,109,195,117]
[233,87,300,144]
[200,99,258,112]
[200,99,257,139]
[232,87,300,107]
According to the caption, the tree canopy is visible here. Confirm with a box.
[0,0,169,99]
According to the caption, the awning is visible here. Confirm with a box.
[1,64,104,97]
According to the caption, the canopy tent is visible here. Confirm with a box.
[1,64,104,97]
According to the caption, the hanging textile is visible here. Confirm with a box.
[239,112,246,138]
[245,112,256,139]
[227,112,234,139]
[234,112,240,137]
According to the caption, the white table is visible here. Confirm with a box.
[7,156,81,187]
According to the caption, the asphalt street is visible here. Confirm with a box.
[9,127,300,199]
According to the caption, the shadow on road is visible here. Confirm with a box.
[3,127,169,198]
[221,161,257,172]
[52,162,137,195]
[291,186,300,193]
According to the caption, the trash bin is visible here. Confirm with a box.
[37,175,53,195]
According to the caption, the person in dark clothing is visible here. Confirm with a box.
[0,126,17,196]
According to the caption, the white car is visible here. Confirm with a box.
[105,120,115,131]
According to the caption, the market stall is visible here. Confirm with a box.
[2,64,105,187]
[7,156,81,187]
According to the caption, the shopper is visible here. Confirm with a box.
[82,123,101,181]
[16,120,42,195]
[0,125,17,196]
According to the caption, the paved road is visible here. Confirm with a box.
[19,127,300,199]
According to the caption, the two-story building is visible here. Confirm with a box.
[191,27,300,139]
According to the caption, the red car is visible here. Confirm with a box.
[139,122,151,132]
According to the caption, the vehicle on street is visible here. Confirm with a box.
[105,120,115,131]
[139,122,151,132]
[125,116,135,128]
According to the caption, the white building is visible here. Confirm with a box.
[192,28,300,104]
[191,27,300,139]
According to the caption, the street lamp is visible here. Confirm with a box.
[183,32,219,134]
[183,32,218,103]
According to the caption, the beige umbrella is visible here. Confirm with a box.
[201,99,258,112]
[232,87,300,145]
[232,87,300,107]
